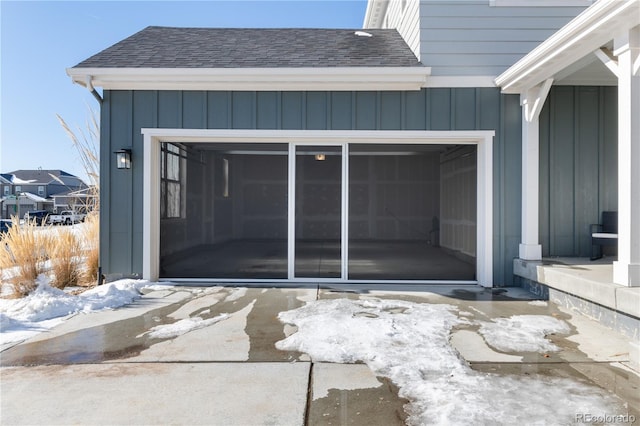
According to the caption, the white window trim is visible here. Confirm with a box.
[142,129,494,286]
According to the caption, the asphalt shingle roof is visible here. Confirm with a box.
[74,27,422,69]
[5,170,83,186]
[8,170,74,183]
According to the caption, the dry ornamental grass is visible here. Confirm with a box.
[0,216,100,297]
[0,111,102,298]
[45,227,83,289]
[79,212,99,285]
[0,219,51,297]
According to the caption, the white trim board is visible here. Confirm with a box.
[68,67,431,92]
[142,129,495,286]
[67,66,498,91]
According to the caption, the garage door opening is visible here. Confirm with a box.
[158,141,476,282]
[348,144,476,280]
[160,143,289,279]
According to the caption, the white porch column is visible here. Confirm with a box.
[519,79,553,261]
[613,26,640,287]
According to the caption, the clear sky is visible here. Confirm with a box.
[0,0,367,184]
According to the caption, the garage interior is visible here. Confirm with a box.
[159,142,477,281]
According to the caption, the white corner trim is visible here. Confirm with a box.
[495,0,640,93]
[141,129,494,286]
[67,67,431,92]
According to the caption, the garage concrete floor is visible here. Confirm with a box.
[160,240,476,280]
[1,285,637,425]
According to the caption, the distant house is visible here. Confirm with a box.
[66,0,638,292]
[52,187,98,213]
[0,170,87,219]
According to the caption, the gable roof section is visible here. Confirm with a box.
[75,27,421,68]
[6,170,84,186]
[68,27,430,91]
[51,187,97,198]
[495,0,639,93]
[21,192,48,203]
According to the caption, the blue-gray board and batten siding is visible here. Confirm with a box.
[99,87,616,286]
[539,86,618,258]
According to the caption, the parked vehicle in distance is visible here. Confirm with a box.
[0,219,13,237]
[24,210,50,225]
[47,210,86,225]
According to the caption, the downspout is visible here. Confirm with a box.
[85,75,103,104]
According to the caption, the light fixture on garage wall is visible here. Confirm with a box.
[315,153,326,161]
[115,149,132,169]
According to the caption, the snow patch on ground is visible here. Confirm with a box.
[0,277,157,345]
[142,313,230,339]
[478,314,570,353]
[276,298,621,426]
[528,300,548,307]
[226,287,247,302]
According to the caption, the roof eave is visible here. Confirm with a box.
[495,0,640,94]
[67,66,431,92]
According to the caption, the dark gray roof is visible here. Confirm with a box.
[73,27,421,68]
[6,170,84,186]
[9,170,72,181]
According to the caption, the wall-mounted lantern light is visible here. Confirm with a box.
[315,153,326,161]
[115,149,132,169]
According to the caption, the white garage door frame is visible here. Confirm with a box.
[142,129,495,286]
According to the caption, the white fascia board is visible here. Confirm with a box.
[67,66,431,92]
[495,0,640,93]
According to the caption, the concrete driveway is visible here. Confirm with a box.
[1,284,638,425]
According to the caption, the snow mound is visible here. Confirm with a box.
[143,313,230,339]
[1,277,152,346]
[276,298,621,426]
[479,314,570,353]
